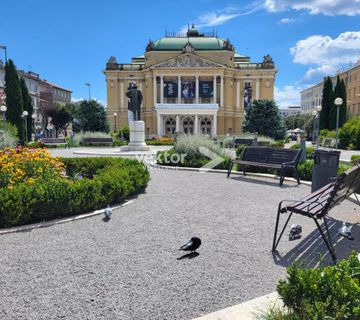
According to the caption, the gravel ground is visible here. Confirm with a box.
[0,168,359,320]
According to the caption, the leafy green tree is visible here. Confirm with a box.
[242,99,286,140]
[4,59,24,142]
[19,77,34,141]
[73,99,109,133]
[320,76,333,130]
[49,104,72,137]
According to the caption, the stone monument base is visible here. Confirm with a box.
[120,120,150,152]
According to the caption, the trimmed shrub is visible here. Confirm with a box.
[351,155,360,165]
[319,129,336,139]
[277,252,360,319]
[339,116,360,150]
[270,140,285,148]
[290,144,315,159]
[0,157,149,228]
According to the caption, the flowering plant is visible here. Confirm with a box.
[0,147,65,189]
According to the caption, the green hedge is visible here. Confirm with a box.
[0,157,149,228]
[339,116,360,150]
[277,252,360,319]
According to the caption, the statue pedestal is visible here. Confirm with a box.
[121,121,150,151]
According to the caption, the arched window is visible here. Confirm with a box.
[165,117,176,135]
[200,117,212,135]
[182,117,194,134]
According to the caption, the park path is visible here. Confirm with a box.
[0,166,359,320]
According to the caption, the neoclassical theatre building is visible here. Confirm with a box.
[104,26,277,137]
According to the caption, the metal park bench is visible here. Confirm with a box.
[40,138,68,148]
[82,137,114,146]
[272,163,360,263]
[227,146,302,186]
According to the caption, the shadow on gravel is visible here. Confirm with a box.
[177,252,200,260]
[272,217,360,268]
[230,176,300,188]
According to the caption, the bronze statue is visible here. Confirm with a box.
[126,82,143,121]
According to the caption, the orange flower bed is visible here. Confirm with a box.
[0,147,65,189]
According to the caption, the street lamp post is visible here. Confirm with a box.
[312,110,317,146]
[21,110,29,143]
[0,45,7,63]
[31,113,36,141]
[334,97,343,150]
[0,105,6,129]
[315,105,322,149]
[84,82,91,100]
[113,112,117,132]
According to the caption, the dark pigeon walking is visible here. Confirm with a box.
[179,237,201,253]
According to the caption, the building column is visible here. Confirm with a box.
[196,76,199,104]
[120,82,124,111]
[212,114,217,137]
[256,79,260,100]
[176,115,180,133]
[213,76,217,104]
[194,115,199,134]
[157,114,162,137]
[236,80,240,110]
[178,76,181,103]
[153,76,157,105]
[220,76,224,107]
[160,75,164,104]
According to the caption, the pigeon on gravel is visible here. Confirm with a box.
[179,237,201,253]
[104,205,112,219]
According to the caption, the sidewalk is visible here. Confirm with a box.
[193,292,282,320]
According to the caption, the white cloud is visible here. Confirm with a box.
[290,31,360,82]
[275,85,303,108]
[278,17,295,24]
[303,65,337,81]
[290,32,360,66]
[265,0,360,16]
[179,5,262,32]
[197,12,239,27]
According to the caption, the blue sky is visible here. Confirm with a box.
[1,0,359,107]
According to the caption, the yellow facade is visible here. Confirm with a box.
[339,64,360,116]
[104,28,277,137]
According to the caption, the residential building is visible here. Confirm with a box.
[18,70,41,129]
[340,62,360,116]
[300,61,360,116]
[300,82,327,114]
[104,26,277,137]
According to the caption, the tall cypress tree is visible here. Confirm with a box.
[339,79,347,127]
[329,75,342,130]
[20,77,34,141]
[4,59,24,142]
[319,77,333,130]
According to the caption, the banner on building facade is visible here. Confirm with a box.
[181,80,195,99]
[244,83,252,110]
[199,81,213,98]
[164,81,178,98]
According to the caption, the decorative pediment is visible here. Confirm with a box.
[152,53,224,69]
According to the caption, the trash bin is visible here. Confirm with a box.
[311,150,340,192]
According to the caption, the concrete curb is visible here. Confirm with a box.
[193,292,282,320]
[0,200,134,236]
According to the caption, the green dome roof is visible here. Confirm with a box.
[152,37,227,51]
